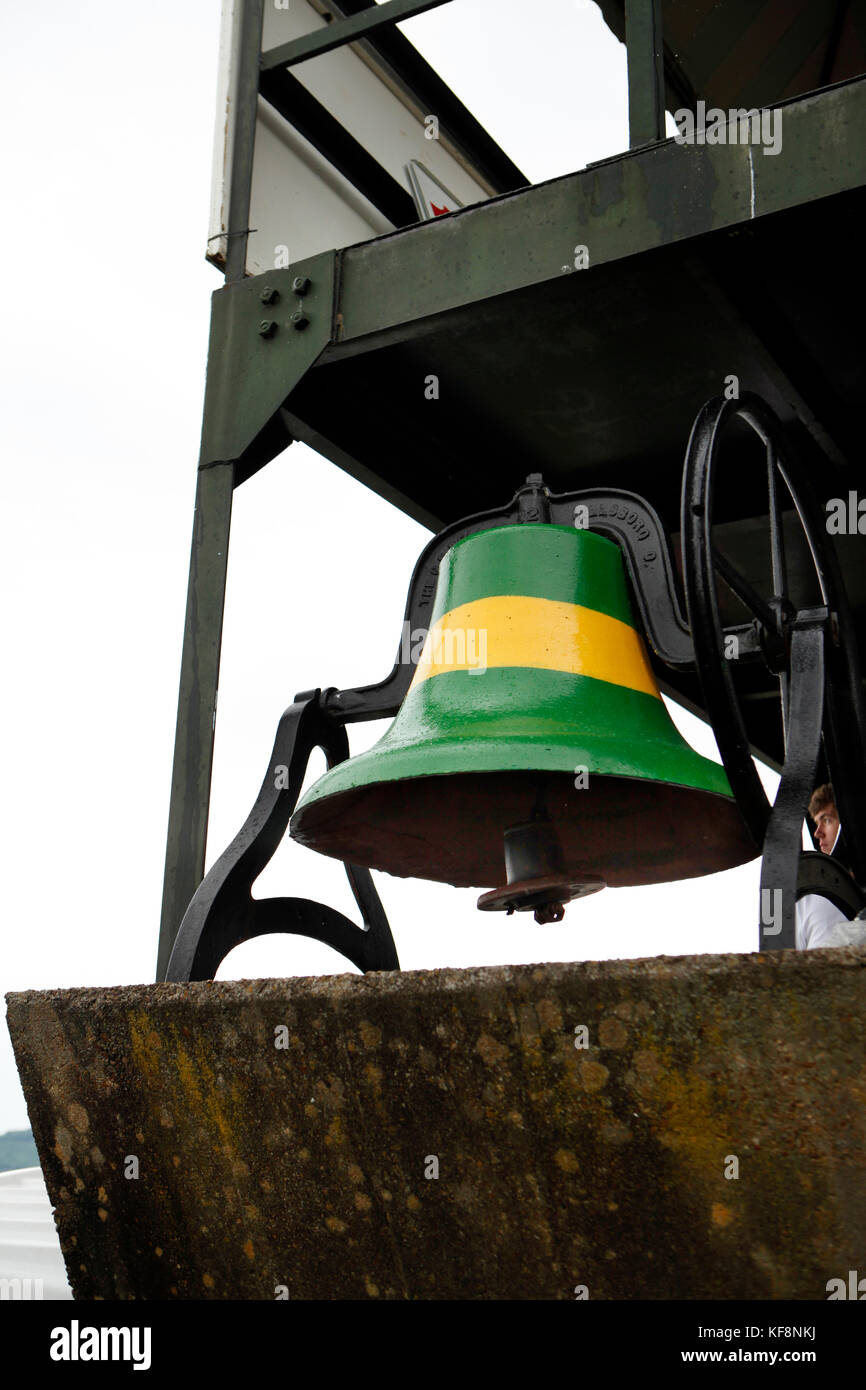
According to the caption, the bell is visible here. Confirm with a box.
[291,524,756,915]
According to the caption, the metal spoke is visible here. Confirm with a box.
[711,545,778,632]
[766,440,791,744]
[766,440,789,599]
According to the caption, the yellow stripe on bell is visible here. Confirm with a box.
[411,594,661,698]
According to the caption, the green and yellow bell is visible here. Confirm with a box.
[290,524,756,916]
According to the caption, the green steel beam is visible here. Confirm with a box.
[195,78,866,482]
[330,76,866,352]
[260,0,453,72]
[625,0,665,147]
[196,77,866,478]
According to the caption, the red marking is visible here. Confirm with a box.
[431,203,450,216]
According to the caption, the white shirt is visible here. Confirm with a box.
[795,821,866,946]
[795,892,864,949]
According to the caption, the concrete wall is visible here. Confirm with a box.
[7,948,866,1299]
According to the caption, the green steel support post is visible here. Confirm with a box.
[158,0,267,977]
[157,253,337,977]
[157,462,235,981]
[625,0,665,147]
[225,0,264,284]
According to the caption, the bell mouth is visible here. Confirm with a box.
[291,770,758,889]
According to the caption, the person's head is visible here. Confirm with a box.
[809,783,840,854]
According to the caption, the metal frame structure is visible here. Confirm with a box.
[159,1,866,978]
[165,393,866,980]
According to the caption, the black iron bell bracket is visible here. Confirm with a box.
[164,695,399,981]
[324,478,698,733]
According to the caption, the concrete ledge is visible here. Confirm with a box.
[7,948,866,1300]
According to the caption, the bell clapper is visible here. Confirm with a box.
[477,811,605,924]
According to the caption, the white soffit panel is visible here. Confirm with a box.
[209,0,499,276]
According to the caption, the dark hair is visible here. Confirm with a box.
[808,783,836,820]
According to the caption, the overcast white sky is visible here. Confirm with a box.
[1,0,779,1132]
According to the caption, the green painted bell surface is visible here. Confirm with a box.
[291,524,757,889]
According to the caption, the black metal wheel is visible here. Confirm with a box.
[681,392,866,893]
